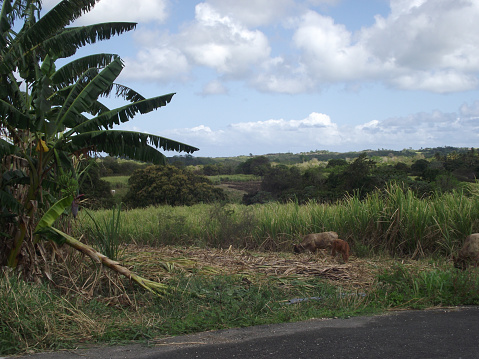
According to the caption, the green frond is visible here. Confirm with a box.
[51,53,118,88]
[111,83,146,102]
[19,0,98,51]
[0,137,18,157]
[55,57,124,131]
[0,1,13,49]
[34,195,74,233]
[71,93,176,134]
[41,22,137,59]
[0,98,32,130]
[68,130,199,164]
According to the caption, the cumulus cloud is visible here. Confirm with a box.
[43,0,479,94]
[292,11,376,83]
[123,46,190,82]
[291,0,479,92]
[159,103,479,157]
[177,3,271,75]
[124,2,271,83]
[205,0,296,27]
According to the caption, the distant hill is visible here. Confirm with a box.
[167,146,476,166]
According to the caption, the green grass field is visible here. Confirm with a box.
[3,182,479,355]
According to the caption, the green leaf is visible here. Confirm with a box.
[68,130,199,164]
[0,98,32,130]
[51,53,118,88]
[70,93,176,133]
[55,57,124,131]
[34,195,74,233]
[41,22,137,59]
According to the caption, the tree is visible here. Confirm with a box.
[124,165,225,208]
[0,0,198,282]
[236,156,271,176]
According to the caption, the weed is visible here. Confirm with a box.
[375,264,479,308]
[84,203,123,260]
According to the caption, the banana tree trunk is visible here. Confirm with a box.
[49,227,168,296]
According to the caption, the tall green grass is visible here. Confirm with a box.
[102,175,129,188]
[74,182,479,257]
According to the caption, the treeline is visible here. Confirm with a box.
[241,150,479,204]
[86,148,478,209]
[96,146,475,177]
[166,146,472,166]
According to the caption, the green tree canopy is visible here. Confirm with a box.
[124,165,226,207]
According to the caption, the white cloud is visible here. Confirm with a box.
[50,0,479,94]
[73,0,169,24]
[361,0,479,91]
[180,3,271,75]
[460,101,479,117]
[290,0,479,92]
[159,103,479,157]
[200,80,228,95]
[293,11,376,83]
[205,0,296,27]
[123,46,190,82]
[124,2,271,84]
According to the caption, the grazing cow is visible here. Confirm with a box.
[331,239,350,262]
[293,231,338,254]
[453,233,479,270]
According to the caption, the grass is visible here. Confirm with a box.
[4,182,479,355]
[74,182,479,257]
[102,176,129,204]
[375,263,479,308]
[2,246,478,356]
[207,174,261,184]
[102,175,129,188]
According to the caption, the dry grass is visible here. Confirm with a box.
[119,244,430,293]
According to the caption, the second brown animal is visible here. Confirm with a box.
[293,231,350,262]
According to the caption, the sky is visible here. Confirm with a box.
[42,0,479,158]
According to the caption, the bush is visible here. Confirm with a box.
[236,156,271,176]
[124,165,226,208]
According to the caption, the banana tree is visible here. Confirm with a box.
[0,0,199,275]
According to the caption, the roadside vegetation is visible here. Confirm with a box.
[1,0,479,356]
[2,246,479,355]
[3,147,479,355]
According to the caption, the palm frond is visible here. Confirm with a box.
[0,1,13,50]
[41,22,137,59]
[20,0,98,50]
[0,137,18,156]
[55,57,124,131]
[70,93,176,134]
[107,83,146,102]
[0,98,32,130]
[51,53,118,88]
[68,130,199,164]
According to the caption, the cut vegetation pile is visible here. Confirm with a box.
[122,245,372,287]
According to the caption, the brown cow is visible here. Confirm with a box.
[453,233,479,270]
[331,239,350,262]
[293,231,338,253]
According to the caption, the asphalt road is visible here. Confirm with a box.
[13,306,479,359]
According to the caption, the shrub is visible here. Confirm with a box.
[236,156,271,176]
[124,165,226,208]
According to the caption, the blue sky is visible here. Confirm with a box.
[44,0,479,157]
